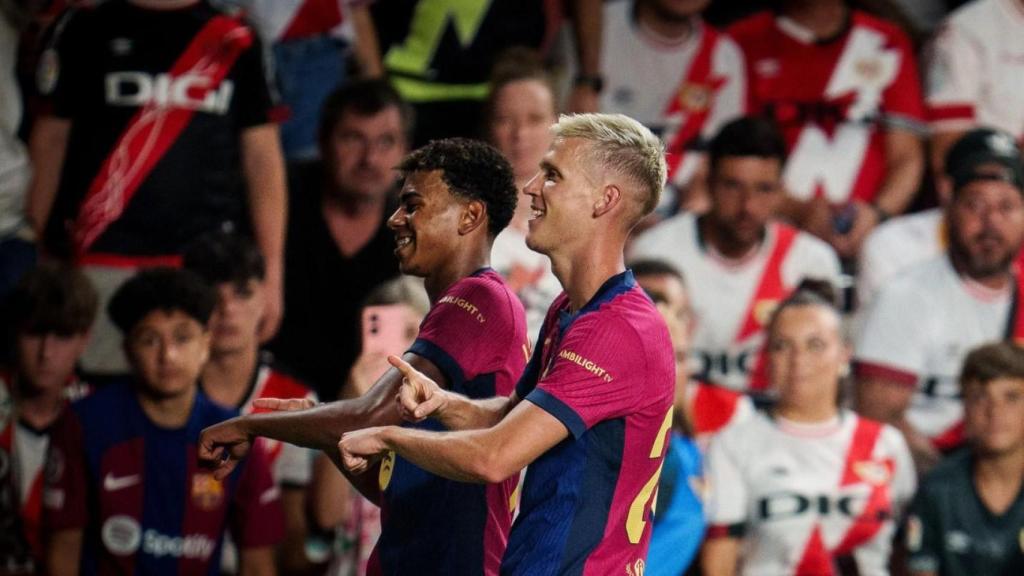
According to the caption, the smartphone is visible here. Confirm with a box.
[361,305,409,357]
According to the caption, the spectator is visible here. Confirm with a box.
[632,258,755,450]
[631,116,841,395]
[600,0,746,215]
[925,0,1024,179]
[633,259,709,576]
[905,342,1024,576]
[0,263,96,574]
[226,0,383,160]
[26,0,286,377]
[269,79,406,399]
[855,128,1024,472]
[307,276,428,576]
[484,48,562,337]
[43,268,283,576]
[0,0,35,303]
[729,0,926,259]
[184,232,316,574]
[370,0,603,146]
[702,281,916,576]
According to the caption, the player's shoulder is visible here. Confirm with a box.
[864,209,942,253]
[72,379,132,416]
[195,389,242,426]
[877,255,951,300]
[786,222,839,262]
[712,407,772,450]
[603,0,631,29]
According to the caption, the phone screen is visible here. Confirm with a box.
[361,305,410,357]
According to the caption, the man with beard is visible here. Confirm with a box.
[269,80,409,400]
[630,116,840,395]
[856,128,1024,474]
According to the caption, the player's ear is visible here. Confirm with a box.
[593,183,623,218]
[458,199,487,235]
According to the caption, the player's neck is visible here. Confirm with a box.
[137,385,197,429]
[202,345,259,408]
[14,380,65,430]
[782,0,848,40]
[974,446,1024,514]
[773,401,839,425]
[635,2,698,44]
[549,242,626,313]
[424,243,492,303]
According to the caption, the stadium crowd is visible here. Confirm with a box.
[2,0,1024,575]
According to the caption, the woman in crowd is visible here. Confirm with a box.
[701,280,916,576]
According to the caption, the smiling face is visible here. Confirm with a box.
[126,310,210,400]
[387,170,467,277]
[523,137,602,256]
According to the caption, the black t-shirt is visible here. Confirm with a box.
[906,449,1024,576]
[268,162,401,400]
[42,0,273,257]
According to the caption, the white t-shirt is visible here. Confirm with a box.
[856,207,944,309]
[926,0,1024,138]
[630,213,842,392]
[855,255,1011,447]
[705,410,916,576]
[490,226,561,340]
[599,0,745,193]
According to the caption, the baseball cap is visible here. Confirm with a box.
[945,128,1024,192]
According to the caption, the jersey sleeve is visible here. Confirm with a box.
[230,441,285,549]
[42,9,89,119]
[881,27,926,126]
[703,431,748,536]
[854,280,923,387]
[231,23,276,128]
[924,22,980,131]
[409,277,516,389]
[524,313,640,438]
[904,481,943,574]
[42,410,89,533]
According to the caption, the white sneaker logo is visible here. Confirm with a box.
[104,472,141,492]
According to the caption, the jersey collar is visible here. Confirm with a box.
[557,270,636,332]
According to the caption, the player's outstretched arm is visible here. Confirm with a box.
[198,352,447,480]
[339,399,568,484]
[391,355,517,430]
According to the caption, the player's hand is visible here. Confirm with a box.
[338,427,389,475]
[390,354,448,422]
[198,416,255,481]
[831,201,879,258]
[251,397,316,412]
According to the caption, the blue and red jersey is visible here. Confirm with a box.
[504,270,676,575]
[43,381,283,575]
[370,268,528,576]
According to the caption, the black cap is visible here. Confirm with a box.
[945,128,1024,192]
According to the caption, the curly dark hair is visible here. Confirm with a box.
[108,267,217,334]
[398,138,518,237]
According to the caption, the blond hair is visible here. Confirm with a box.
[551,113,666,217]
